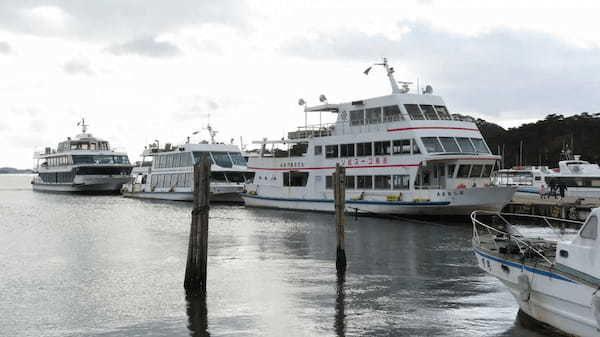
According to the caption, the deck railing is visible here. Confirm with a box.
[471,210,583,266]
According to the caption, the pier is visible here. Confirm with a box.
[503,194,600,221]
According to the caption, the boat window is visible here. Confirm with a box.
[374,141,391,155]
[366,107,382,124]
[193,152,215,165]
[166,154,173,168]
[158,174,165,188]
[439,137,461,153]
[470,165,484,178]
[412,139,421,154]
[229,152,247,166]
[447,164,456,178]
[374,175,391,189]
[357,175,373,189]
[356,142,372,156]
[456,137,476,153]
[325,145,339,158]
[392,139,411,155]
[350,109,365,126]
[434,106,452,120]
[151,175,158,186]
[185,173,192,187]
[178,174,187,187]
[184,153,194,167]
[346,176,355,189]
[326,176,333,189]
[211,152,233,168]
[175,153,183,167]
[283,171,309,187]
[457,165,471,178]
[90,143,97,150]
[211,172,228,182]
[404,104,424,120]
[421,137,444,153]
[225,172,246,183]
[393,175,410,190]
[340,144,355,157]
[314,146,322,155]
[580,216,598,240]
[420,105,439,120]
[383,105,402,122]
[244,172,255,182]
[471,138,491,154]
[482,164,493,177]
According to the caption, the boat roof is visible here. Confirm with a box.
[142,142,242,156]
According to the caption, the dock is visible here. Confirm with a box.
[502,194,600,221]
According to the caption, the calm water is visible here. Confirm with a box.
[0,174,545,337]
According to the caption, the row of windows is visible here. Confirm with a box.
[150,171,254,188]
[153,151,247,169]
[43,155,72,167]
[318,139,421,158]
[69,142,109,150]
[349,105,403,125]
[347,104,452,126]
[325,175,411,190]
[421,137,490,154]
[72,155,130,165]
[39,172,75,183]
[454,164,494,178]
[404,104,452,120]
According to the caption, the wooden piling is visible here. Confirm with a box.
[334,164,347,275]
[184,155,211,296]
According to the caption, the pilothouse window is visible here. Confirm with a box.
[420,105,439,120]
[404,104,424,120]
[383,105,402,121]
[439,137,461,153]
[456,138,476,153]
[421,137,444,153]
[350,110,365,126]
[366,107,382,124]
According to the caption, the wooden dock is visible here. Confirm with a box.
[502,194,600,221]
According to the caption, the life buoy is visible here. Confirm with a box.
[517,274,531,302]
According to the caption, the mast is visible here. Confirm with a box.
[364,58,410,94]
[77,118,89,133]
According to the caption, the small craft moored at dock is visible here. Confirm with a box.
[242,59,515,215]
[32,119,132,193]
[472,209,600,336]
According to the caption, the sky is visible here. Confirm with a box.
[2,0,600,168]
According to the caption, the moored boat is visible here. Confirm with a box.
[472,209,600,336]
[242,59,516,215]
[32,119,132,193]
[122,125,253,203]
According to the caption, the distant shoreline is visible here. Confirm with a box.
[0,168,34,174]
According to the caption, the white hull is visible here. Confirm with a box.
[122,191,242,203]
[32,182,124,193]
[475,249,599,337]
[243,186,515,216]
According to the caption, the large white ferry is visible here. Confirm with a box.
[472,209,600,336]
[242,59,516,215]
[122,125,252,203]
[32,120,132,193]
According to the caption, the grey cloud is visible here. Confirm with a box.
[175,96,219,120]
[283,22,600,117]
[0,41,11,54]
[63,58,94,75]
[107,36,181,58]
[0,1,247,40]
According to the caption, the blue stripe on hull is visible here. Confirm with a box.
[242,193,450,206]
[474,249,576,283]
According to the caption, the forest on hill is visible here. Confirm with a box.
[477,113,600,169]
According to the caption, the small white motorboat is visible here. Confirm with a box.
[472,209,600,336]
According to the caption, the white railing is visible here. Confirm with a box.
[471,210,583,266]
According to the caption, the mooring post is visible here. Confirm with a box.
[184,154,211,297]
[334,164,347,275]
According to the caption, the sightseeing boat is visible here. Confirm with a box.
[242,59,516,215]
[493,166,555,196]
[32,120,132,193]
[122,125,253,203]
[472,209,600,336]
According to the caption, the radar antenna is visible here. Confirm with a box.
[203,124,218,144]
[76,118,89,133]
[363,58,411,94]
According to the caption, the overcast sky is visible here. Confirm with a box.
[2,0,600,168]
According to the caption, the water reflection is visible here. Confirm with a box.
[186,294,210,337]
[334,273,346,337]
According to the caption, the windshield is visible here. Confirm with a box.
[228,152,247,166]
[211,152,233,168]
[72,155,130,165]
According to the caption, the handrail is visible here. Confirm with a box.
[471,210,584,266]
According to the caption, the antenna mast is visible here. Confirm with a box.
[364,58,410,94]
[77,118,89,133]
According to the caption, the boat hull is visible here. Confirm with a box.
[122,191,242,203]
[474,248,599,337]
[32,182,124,193]
[242,186,515,216]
